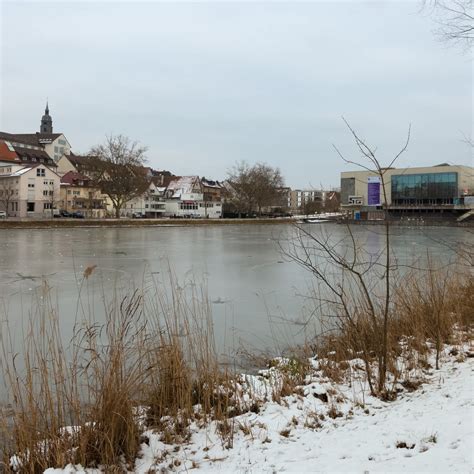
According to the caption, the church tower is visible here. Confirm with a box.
[40,102,53,134]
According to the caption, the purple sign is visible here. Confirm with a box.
[367,177,381,206]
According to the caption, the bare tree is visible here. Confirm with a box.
[43,179,59,218]
[324,191,341,213]
[0,178,16,218]
[423,0,473,49]
[88,135,151,218]
[227,161,285,216]
[282,118,410,396]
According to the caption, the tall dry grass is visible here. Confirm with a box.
[310,265,473,395]
[0,269,235,471]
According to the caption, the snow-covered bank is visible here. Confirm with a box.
[44,343,473,474]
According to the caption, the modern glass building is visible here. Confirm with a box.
[391,172,458,206]
[340,165,473,214]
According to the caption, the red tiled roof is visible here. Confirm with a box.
[0,140,19,162]
[60,170,91,186]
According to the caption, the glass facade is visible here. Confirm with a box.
[391,172,458,205]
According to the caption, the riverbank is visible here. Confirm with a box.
[97,344,474,473]
[0,217,295,229]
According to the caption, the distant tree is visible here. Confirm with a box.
[324,191,341,213]
[227,162,285,216]
[302,197,323,216]
[88,135,150,218]
[422,0,473,49]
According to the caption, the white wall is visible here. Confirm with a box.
[44,135,71,162]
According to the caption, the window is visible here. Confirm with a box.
[58,139,66,145]
[28,183,35,188]
[27,202,35,212]
[43,203,52,210]
[43,190,48,196]
[37,168,45,177]
[54,146,59,153]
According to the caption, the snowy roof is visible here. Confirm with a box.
[166,176,200,198]
[0,166,33,178]
[201,178,223,189]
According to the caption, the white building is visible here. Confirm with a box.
[120,182,167,218]
[165,176,222,218]
[0,163,61,218]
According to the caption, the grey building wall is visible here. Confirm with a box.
[341,177,355,205]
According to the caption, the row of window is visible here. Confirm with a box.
[180,203,198,210]
[391,173,458,200]
[178,202,222,210]
[27,183,55,189]
[28,157,48,163]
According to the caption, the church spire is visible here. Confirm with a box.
[40,100,53,134]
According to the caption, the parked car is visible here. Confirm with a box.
[132,212,146,218]
[71,211,85,219]
[0,211,6,219]
[59,210,71,217]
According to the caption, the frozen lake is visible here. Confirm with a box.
[0,223,471,359]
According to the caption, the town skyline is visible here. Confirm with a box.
[1,2,472,189]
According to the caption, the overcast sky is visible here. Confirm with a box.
[1,1,472,188]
